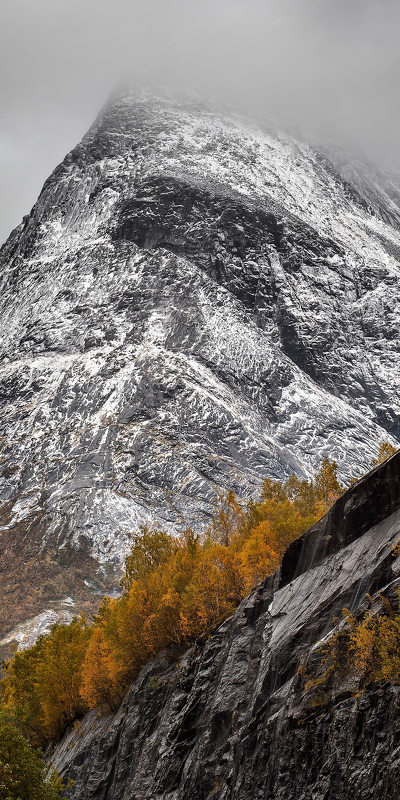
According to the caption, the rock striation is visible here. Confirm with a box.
[1,87,400,639]
[50,452,400,799]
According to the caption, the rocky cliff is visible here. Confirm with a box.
[50,452,400,799]
[1,87,400,642]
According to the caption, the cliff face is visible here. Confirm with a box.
[50,452,400,799]
[2,87,400,641]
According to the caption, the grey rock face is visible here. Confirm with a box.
[1,87,400,636]
[50,453,400,799]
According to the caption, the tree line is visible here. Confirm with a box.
[0,443,397,797]
[0,457,345,746]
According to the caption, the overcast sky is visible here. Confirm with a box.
[1,0,400,245]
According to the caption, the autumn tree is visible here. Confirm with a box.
[209,490,245,546]
[80,626,121,710]
[179,548,232,637]
[121,525,175,592]
[96,590,149,688]
[0,637,47,744]
[0,460,347,734]
[348,609,400,682]
[309,596,400,689]
[284,473,316,517]
[313,457,344,516]
[239,523,279,592]
[1,616,90,743]
[34,617,90,738]
[371,441,397,466]
[260,478,288,504]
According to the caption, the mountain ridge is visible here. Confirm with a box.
[1,86,400,642]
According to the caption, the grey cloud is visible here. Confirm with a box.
[1,0,400,244]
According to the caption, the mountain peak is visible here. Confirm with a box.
[1,90,400,646]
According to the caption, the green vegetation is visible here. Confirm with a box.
[0,713,68,799]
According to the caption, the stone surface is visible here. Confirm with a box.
[50,452,400,799]
[2,87,400,639]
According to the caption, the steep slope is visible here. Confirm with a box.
[50,452,400,799]
[1,87,400,640]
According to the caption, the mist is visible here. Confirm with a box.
[1,0,400,244]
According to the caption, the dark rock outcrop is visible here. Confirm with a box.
[2,86,400,642]
[50,452,400,799]
[280,451,400,586]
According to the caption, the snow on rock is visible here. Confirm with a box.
[1,87,400,636]
[0,601,75,651]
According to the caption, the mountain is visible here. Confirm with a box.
[50,452,400,799]
[1,87,400,644]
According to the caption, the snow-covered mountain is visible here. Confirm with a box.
[1,87,400,640]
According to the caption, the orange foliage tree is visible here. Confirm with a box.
[1,458,345,737]
[1,616,90,743]
[371,441,397,466]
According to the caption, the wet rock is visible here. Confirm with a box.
[50,454,400,798]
